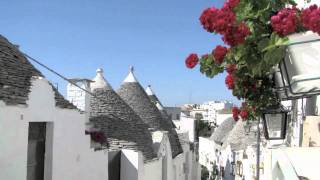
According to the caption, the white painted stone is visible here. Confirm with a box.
[91,68,112,90]
[123,66,138,83]
[156,102,164,111]
[145,85,155,96]
[0,78,108,180]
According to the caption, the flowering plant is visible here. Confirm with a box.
[86,130,106,144]
[186,0,320,121]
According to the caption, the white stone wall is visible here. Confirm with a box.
[142,158,162,180]
[177,132,200,180]
[216,113,232,126]
[67,81,92,121]
[180,116,196,142]
[120,150,141,180]
[199,137,217,172]
[0,78,108,180]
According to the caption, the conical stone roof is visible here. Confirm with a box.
[117,67,183,158]
[210,117,236,145]
[0,35,76,109]
[146,86,177,129]
[89,69,156,161]
[226,120,247,151]
[146,85,163,107]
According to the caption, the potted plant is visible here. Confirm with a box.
[185,0,320,121]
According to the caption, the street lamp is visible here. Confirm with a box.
[262,105,289,140]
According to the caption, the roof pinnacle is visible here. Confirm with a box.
[123,65,138,83]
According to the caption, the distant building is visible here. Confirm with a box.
[182,101,234,126]
[165,107,182,121]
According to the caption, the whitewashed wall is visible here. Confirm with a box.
[216,114,232,126]
[143,158,162,180]
[0,78,108,180]
[121,150,142,180]
[199,137,217,172]
[180,116,196,142]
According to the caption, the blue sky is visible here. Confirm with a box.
[0,0,239,106]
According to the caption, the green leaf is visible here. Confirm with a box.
[262,33,289,52]
[263,46,286,67]
[257,38,269,51]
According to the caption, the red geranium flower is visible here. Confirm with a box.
[199,7,236,34]
[213,45,228,64]
[90,131,106,143]
[301,4,320,35]
[225,74,235,89]
[199,7,220,33]
[240,110,249,120]
[226,64,237,74]
[222,22,250,47]
[223,0,240,10]
[232,107,240,121]
[271,7,298,36]
[185,53,199,69]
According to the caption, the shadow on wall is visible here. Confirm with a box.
[108,151,121,180]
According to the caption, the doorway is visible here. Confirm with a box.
[27,122,46,180]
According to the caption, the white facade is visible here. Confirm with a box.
[179,115,197,142]
[199,137,217,174]
[186,101,234,123]
[216,113,233,126]
[0,78,108,180]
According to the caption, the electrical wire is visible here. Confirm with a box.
[1,49,188,139]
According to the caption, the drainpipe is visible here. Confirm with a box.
[256,118,261,180]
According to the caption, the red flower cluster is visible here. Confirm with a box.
[225,74,235,89]
[223,0,240,10]
[240,110,249,120]
[199,7,236,34]
[271,7,298,36]
[90,131,106,143]
[199,0,250,47]
[233,102,250,121]
[226,64,237,74]
[213,45,228,64]
[301,5,320,35]
[222,22,251,46]
[185,53,199,69]
[232,107,240,121]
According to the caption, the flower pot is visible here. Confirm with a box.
[275,31,320,100]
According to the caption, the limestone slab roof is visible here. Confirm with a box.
[146,85,163,107]
[210,117,236,145]
[145,85,177,129]
[226,120,247,151]
[89,72,156,161]
[0,35,76,109]
[117,69,183,158]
